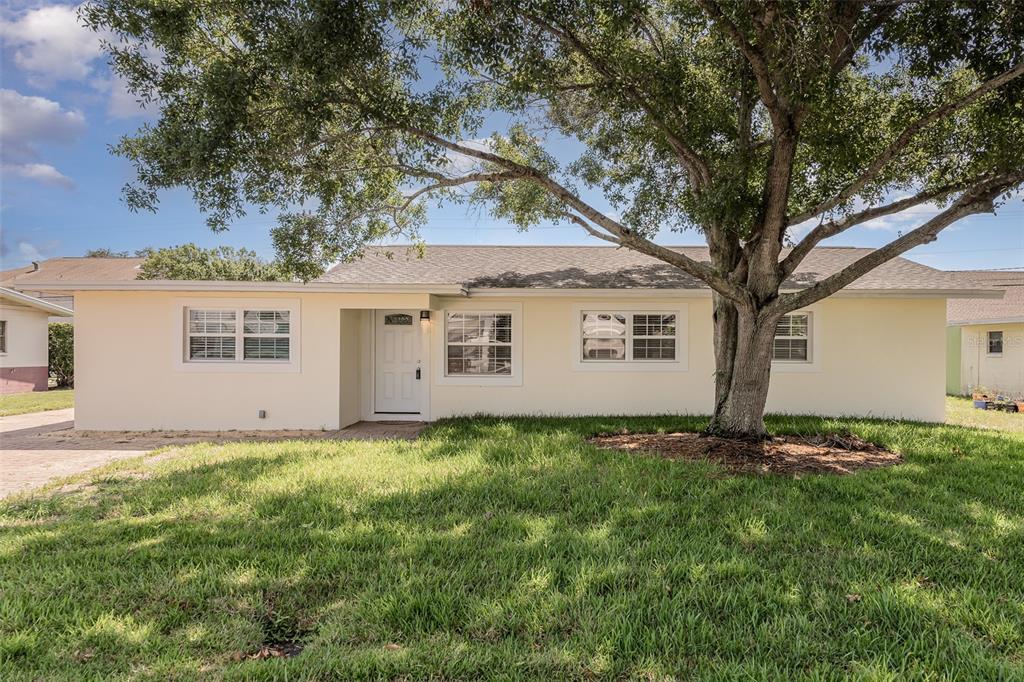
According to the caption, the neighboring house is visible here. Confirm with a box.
[25,245,999,430]
[0,288,73,393]
[0,257,144,323]
[946,270,1024,397]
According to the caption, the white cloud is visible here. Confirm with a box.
[96,72,149,119]
[0,89,86,157]
[17,240,45,261]
[0,3,149,118]
[0,88,85,188]
[0,4,105,85]
[0,236,62,266]
[5,162,75,189]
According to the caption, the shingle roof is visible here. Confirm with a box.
[0,257,144,293]
[318,245,985,292]
[947,270,1024,325]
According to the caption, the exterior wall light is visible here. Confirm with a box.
[420,310,431,321]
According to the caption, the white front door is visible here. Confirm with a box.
[374,310,422,414]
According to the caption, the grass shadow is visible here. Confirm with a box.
[1,416,1022,679]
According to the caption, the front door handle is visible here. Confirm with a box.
[415,368,421,380]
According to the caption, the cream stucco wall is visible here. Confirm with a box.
[75,290,947,430]
[957,322,1024,396]
[0,302,50,368]
[426,296,946,423]
[765,297,945,420]
[72,292,434,430]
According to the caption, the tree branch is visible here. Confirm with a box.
[773,173,1023,313]
[779,180,971,278]
[520,12,712,188]
[823,0,897,74]
[397,125,745,300]
[560,212,622,245]
[397,170,525,211]
[695,0,784,129]
[789,61,1024,224]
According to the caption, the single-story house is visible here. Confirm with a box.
[0,257,145,323]
[947,270,1024,396]
[25,245,1000,430]
[0,288,73,393]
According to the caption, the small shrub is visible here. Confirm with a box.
[48,322,74,388]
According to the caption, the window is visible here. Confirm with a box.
[988,330,1003,355]
[188,310,236,360]
[445,312,513,375]
[773,313,810,362]
[581,311,677,362]
[582,313,626,360]
[243,310,290,360]
[186,308,291,362]
[0,320,6,353]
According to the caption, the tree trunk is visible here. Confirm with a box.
[707,305,777,439]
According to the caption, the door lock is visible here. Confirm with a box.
[415,368,421,380]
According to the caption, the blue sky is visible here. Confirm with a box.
[2,2,1022,272]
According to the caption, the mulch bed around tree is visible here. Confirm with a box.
[587,431,901,476]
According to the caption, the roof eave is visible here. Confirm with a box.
[0,287,74,316]
[463,286,1004,299]
[22,280,1000,300]
[948,316,1024,326]
[23,280,468,295]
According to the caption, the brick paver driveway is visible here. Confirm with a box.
[0,410,425,499]
[0,409,156,499]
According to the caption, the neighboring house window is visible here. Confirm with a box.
[581,311,677,362]
[445,312,513,375]
[987,330,1003,355]
[0,320,6,353]
[186,308,291,362]
[773,313,810,362]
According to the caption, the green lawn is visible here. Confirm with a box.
[2,415,1022,680]
[0,389,73,417]
[946,395,1024,433]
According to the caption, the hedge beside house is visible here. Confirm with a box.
[49,322,74,388]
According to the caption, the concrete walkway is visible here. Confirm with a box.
[1,410,425,499]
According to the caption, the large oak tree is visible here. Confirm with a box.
[84,0,1024,437]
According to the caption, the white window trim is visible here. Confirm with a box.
[172,297,301,373]
[434,301,523,386]
[986,330,1004,356]
[571,303,688,372]
[771,305,822,373]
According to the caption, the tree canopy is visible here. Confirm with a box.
[84,248,151,258]
[135,243,288,281]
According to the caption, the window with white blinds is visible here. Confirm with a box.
[445,312,513,375]
[581,311,677,362]
[773,313,810,362]
[187,308,291,362]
